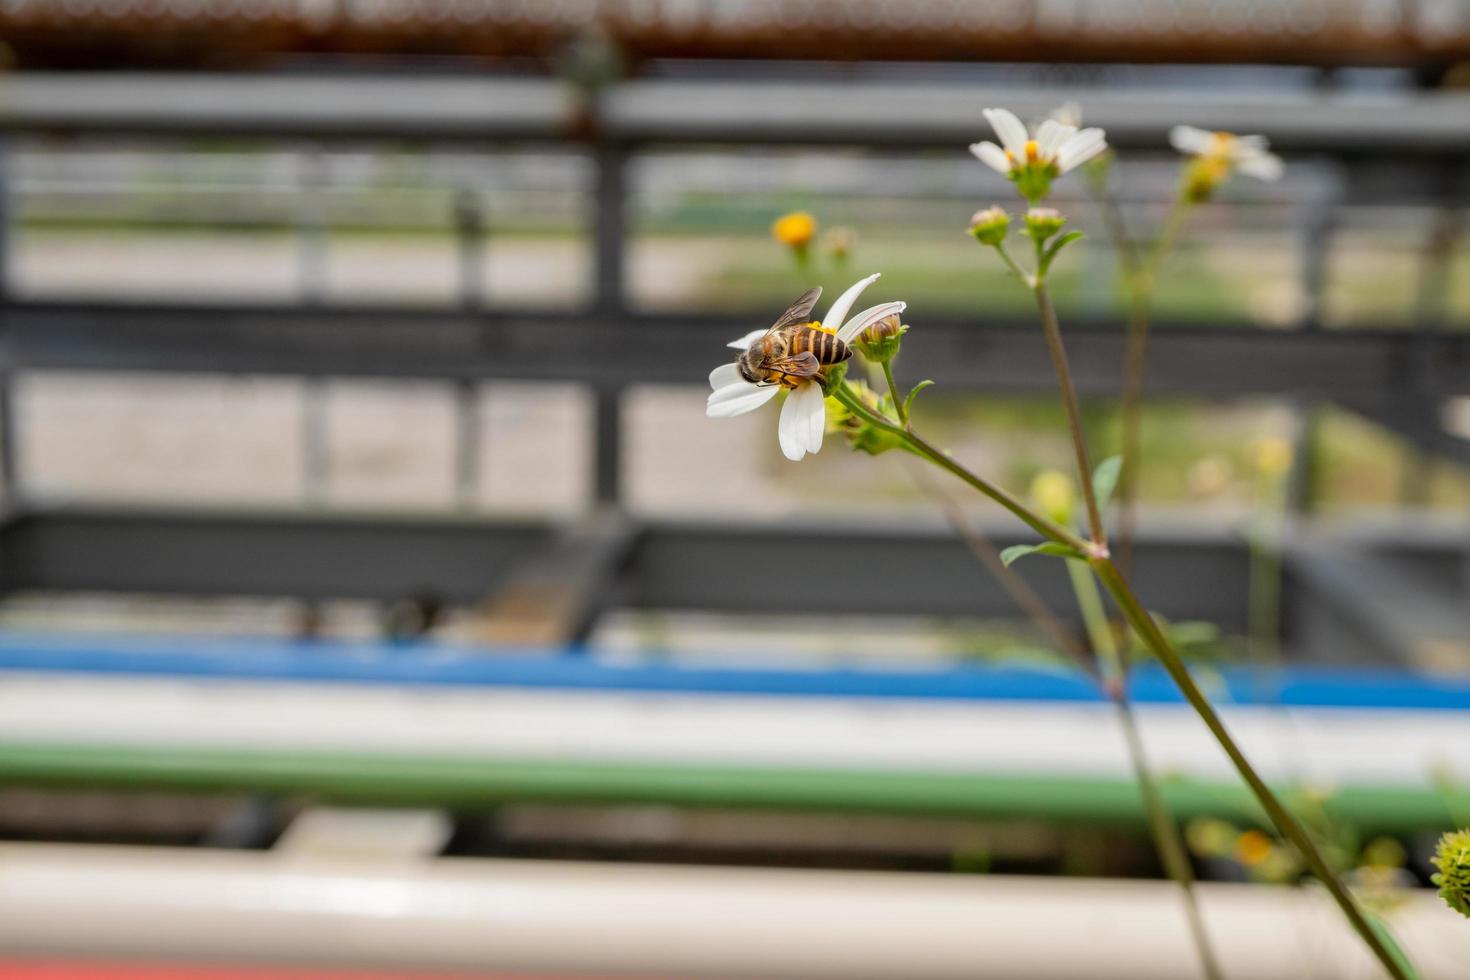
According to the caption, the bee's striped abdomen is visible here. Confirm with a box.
[791,324,851,365]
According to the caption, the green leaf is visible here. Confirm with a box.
[1038,230,1085,277]
[1363,909,1425,980]
[902,380,935,419]
[1092,455,1124,511]
[1000,542,1084,567]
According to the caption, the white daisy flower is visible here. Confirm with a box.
[706,273,905,462]
[970,107,1108,202]
[1169,125,1284,183]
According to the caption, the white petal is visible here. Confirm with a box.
[1236,134,1271,154]
[778,382,824,461]
[1169,125,1214,155]
[837,301,907,344]
[969,141,1012,174]
[709,362,742,390]
[1035,119,1074,161]
[727,328,768,351]
[707,381,778,419]
[1056,128,1108,173]
[1238,151,1284,182]
[1049,101,1082,129]
[983,108,1029,157]
[820,272,881,333]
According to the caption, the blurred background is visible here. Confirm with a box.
[0,1,1466,978]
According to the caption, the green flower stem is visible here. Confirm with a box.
[1064,558,1223,980]
[1091,556,1411,980]
[831,383,1088,554]
[1066,559,1118,667]
[833,373,1403,978]
[1112,689,1224,980]
[990,240,1033,287]
[1033,283,1107,549]
[880,359,908,428]
[1116,198,1194,576]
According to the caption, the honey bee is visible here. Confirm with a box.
[736,287,852,388]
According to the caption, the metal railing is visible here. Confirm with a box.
[0,72,1461,656]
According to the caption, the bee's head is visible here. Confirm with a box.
[736,352,762,385]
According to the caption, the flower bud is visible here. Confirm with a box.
[1432,828,1470,918]
[1022,207,1066,242]
[1185,817,1236,858]
[824,226,857,262]
[818,360,849,397]
[826,380,905,456]
[1029,469,1075,526]
[771,211,817,250]
[968,206,1010,245]
[853,313,907,364]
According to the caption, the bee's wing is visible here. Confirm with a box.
[766,287,823,334]
[764,351,822,378]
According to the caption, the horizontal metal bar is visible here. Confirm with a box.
[2,509,1461,669]
[4,301,1466,396]
[0,509,553,604]
[0,510,1249,629]
[2,74,1469,159]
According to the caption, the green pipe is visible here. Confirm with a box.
[0,743,1462,833]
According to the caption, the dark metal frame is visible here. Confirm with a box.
[0,74,1462,665]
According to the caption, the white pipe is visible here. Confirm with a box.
[1,671,1468,789]
[0,844,1466,979]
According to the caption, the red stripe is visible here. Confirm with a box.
[0,962,624,980]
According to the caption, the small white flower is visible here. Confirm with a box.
[706,273,905,462]
[1169,125,1283,182]
[970,107,1107,201]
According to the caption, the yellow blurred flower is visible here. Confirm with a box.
[1030,469,1076,527]
[772,211,817,249]
[1253,436,1293,478]
[1235,829,1274,867]
[823,226,857,262]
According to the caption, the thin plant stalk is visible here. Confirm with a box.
[1112,691,1223,980]
[1015,242,1409,978]
[832,385,1087,552]
[882,360,909,427]
[1064,557,1224,980]
[1114,198,1193,575]
[838,378,1407,975]
[906,472,1096,681]
[835,371,1410,979]
[1033,282,1106,548]
[1091,558,1409,980]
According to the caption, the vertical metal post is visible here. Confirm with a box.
[1285,400,1317,516]
[1296,178,1340,330]
[593,141,627,316]
[454,188,485,311]
[1413,205,1464,330]
[302,378,329,506]
[454,379,480,511]
[297,146,329,305]
[0,135,17,508]
[593,386,621,505]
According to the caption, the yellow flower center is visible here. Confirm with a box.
[1024,139,1040,163]
[1208,132,1238,155]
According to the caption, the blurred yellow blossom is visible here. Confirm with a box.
[772,211,817,249]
